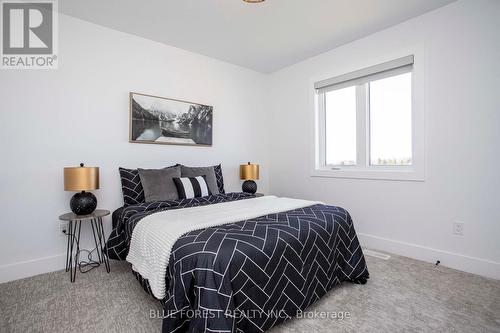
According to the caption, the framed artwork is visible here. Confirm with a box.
[129,92,213,146]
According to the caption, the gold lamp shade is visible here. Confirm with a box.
[240,162,259,180]
[64,165,99,191]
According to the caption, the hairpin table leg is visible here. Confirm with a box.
[70,220,82,282]
[90,218,102,263]
[97,217,110,273]
[65,220,71,272]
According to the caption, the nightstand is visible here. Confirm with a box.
[255,193,265,197]
[59,209,110,282]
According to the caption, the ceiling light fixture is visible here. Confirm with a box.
[243,0,265,3]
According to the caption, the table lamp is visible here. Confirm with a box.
[64,163,99,215]
[240,162,259,194]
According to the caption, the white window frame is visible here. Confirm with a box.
[311,49,425,181]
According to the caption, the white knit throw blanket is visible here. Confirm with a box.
[126,195,319,299]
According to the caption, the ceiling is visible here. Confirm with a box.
[59,0,456,73]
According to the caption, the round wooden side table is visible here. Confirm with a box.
[59,209,110,282]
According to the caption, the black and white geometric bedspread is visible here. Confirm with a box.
[106,194,369,333]
[161,203,368,332]
[105,192,255,260]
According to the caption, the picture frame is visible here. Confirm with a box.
[129,92,213,146]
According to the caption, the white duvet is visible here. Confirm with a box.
[126,195,319,299]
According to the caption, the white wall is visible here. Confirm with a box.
[267,0,500,279]
[0,14,270,282]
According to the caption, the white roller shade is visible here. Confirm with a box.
[315,55,414,93]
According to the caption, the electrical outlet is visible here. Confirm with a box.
[59,221,68,236]
[453,222,464,236]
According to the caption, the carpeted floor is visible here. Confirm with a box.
[1,252,499,333]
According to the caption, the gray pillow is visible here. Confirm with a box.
[180,165,219,195]
[138,166,181,202]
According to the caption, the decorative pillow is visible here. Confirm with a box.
[118,167,145,206]
[180,165,220,195]
[119,164,179,206]
[173,176,211,199]
[138,166,181,202]
[213,164,225,194]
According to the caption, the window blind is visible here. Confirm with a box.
[315,55,414,94]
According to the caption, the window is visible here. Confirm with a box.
[369,72,412,166]
[313,55,424,181]
[325,86,357,166]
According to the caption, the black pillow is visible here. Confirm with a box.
[118,167,145,206]
[213,164,225,194]
[173,176,211,199]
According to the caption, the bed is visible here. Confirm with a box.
[106,191,368,333]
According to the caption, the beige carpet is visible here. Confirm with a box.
[1,252,499,333]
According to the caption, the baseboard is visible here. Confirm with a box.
[358,232,500,280]
[0,254,66,283]
[3,235,499,283]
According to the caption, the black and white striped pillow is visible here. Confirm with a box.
[173,176,211,199]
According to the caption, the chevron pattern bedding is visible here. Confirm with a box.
[105,193,369,333]
[106,192,255,260]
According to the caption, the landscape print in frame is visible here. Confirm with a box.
[129,92,213,146]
